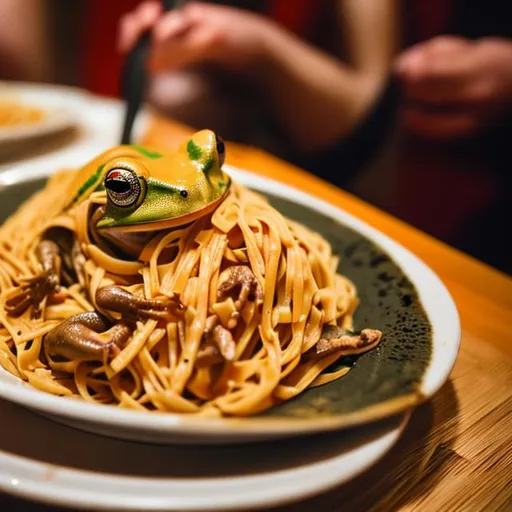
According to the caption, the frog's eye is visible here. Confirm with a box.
[104,168,144,208]
[215,134,226,167]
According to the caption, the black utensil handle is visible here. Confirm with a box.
[120,99,140,146]
[119,0,179,145]
[120,30,151,145]
[162,0,178,10]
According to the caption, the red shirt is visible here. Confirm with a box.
[82,0,141,97]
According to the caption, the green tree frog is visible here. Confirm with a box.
[7,129,231,363]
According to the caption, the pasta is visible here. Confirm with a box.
[0,170,382,417]
[0,101,45,127]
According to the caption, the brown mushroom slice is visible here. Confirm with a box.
[196,344,223,368]
[211,324,236,361]
[314,325,382,358]
[217,265,263,309]
[196,317,236,368]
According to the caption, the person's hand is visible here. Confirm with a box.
[118,1,276,74]
[394,36,512,139]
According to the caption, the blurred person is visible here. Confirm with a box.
[116,0,401,183]
[394,0,512,274]
[0,0,51,82]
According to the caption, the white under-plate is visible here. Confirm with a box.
[0,398,409,511]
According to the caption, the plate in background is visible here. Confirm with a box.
[0,82,148,171]
[0,82,75,144]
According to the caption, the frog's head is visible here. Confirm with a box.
[93,129,230,232]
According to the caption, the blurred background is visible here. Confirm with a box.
[0,0,510,274]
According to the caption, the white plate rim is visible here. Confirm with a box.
[0,163,461,438]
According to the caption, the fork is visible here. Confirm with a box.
[119,0,181,145]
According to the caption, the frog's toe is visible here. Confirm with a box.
[137,294,186,320]
[4,289,32,317]
[5,271,59,318]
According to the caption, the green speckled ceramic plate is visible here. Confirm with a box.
[0,165,460,444]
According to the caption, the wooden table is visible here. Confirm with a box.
[3,115,512,512]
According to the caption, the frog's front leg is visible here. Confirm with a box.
[44,311,131,363]
[7,229,86,318]
[96,286,185,321]
[6,240,62,317]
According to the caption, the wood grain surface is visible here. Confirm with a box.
[144,115,512,512]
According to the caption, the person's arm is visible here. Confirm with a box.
[263,0,400,151]
[119,1,401,151]
[342,0,401,77]
[0,0,51,81]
